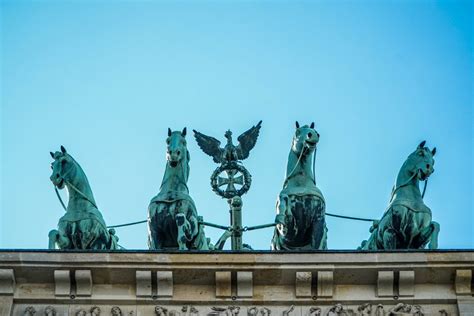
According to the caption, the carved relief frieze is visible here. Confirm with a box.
[15,303,455,316]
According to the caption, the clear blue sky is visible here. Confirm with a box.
[1,0,472,250]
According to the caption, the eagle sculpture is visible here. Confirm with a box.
[193,120,262,164]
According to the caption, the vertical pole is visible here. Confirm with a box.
[229,197,243,251]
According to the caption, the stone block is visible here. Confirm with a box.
[0,297,13,316]
[455,269,472,295]
[215,271,232,298]
[399,270,415,297]
[136,270,152,297]
[54,270,71,296]
[458,297,474,315]
[317,271,333,298]
[377,271,394,297]
[237,271,253,298]
[157,271,173,297]
[295,271,312,297]
[75,270,92,296]
[0,269,15,294]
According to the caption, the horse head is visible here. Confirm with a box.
[167,127,189,168]
[292,121,319,157]
[50,145,76,190]
[406,140,436,181]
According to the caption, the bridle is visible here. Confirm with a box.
[389,168,429,203]
[284,139,317,185]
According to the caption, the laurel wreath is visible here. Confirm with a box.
[210,162,252,198]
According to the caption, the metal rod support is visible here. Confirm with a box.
[244,223,277,231]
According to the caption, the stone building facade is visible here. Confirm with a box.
[0,250,473,315]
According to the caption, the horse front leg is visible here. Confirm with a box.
[413,221,440,249]
[176,213,191,251]
[48,229,59,249]
[49,227,71,249]
[311,200,327,250]
[428,221,440,249]
[275,194,290,237]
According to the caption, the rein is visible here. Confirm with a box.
[53,149,430,229]
[389,169,429,203]
[53,178,98,212]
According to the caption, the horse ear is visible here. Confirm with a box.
[60,145,67,154]
[50,151,55,159]
[168,128,172,136]
[295,121,300,128]
[418,140,426,149]
[431,147,437,156]
[310,122,315,129]
[182,127,187,136]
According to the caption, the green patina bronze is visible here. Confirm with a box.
[271,122,327,250]
[360,141,439,250]
[148,128,209,250]
[193,121,262,250]
[48,146,120,250]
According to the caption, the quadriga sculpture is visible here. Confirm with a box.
[271,121,327,250]
[48,146,119,250]
[361,141,439,250]
[148,128,208,250]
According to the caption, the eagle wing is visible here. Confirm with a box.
[236,120,262,160]
[193,129,223,163]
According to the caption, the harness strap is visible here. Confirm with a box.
[53,180,98,212]
[54,186,67,212]
[64,179,98,209]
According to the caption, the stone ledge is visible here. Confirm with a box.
[0,250,472,312]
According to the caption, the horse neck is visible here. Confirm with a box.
[284,149,315,187]
[392,160,422,202]
[65,162,97,210]
[160,158,189,193]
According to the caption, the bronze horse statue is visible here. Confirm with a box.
[48,146,119,250]
[271,122,327,250]
[148,128,208,250]
[361,141,439,250]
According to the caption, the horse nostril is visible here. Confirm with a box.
[308,132,312,138]
[426,164,430,169]
[56,174,60,178]
[177,150,181,155]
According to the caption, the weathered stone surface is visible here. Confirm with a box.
[237,271,253,298]
[295,271,312,297]
[0,250,472,314]
[136,270,152,297]
[377,270,394,297]
[215,271,232,298]
[157,271,173,297]
[54,270,70,296]
[399,270,415,297]
[457,297,474,315]
[0,268,15,294]
[75,269,92,296]
[0,297,13,316]
[317,271,333,298]
[455,269,472,295]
